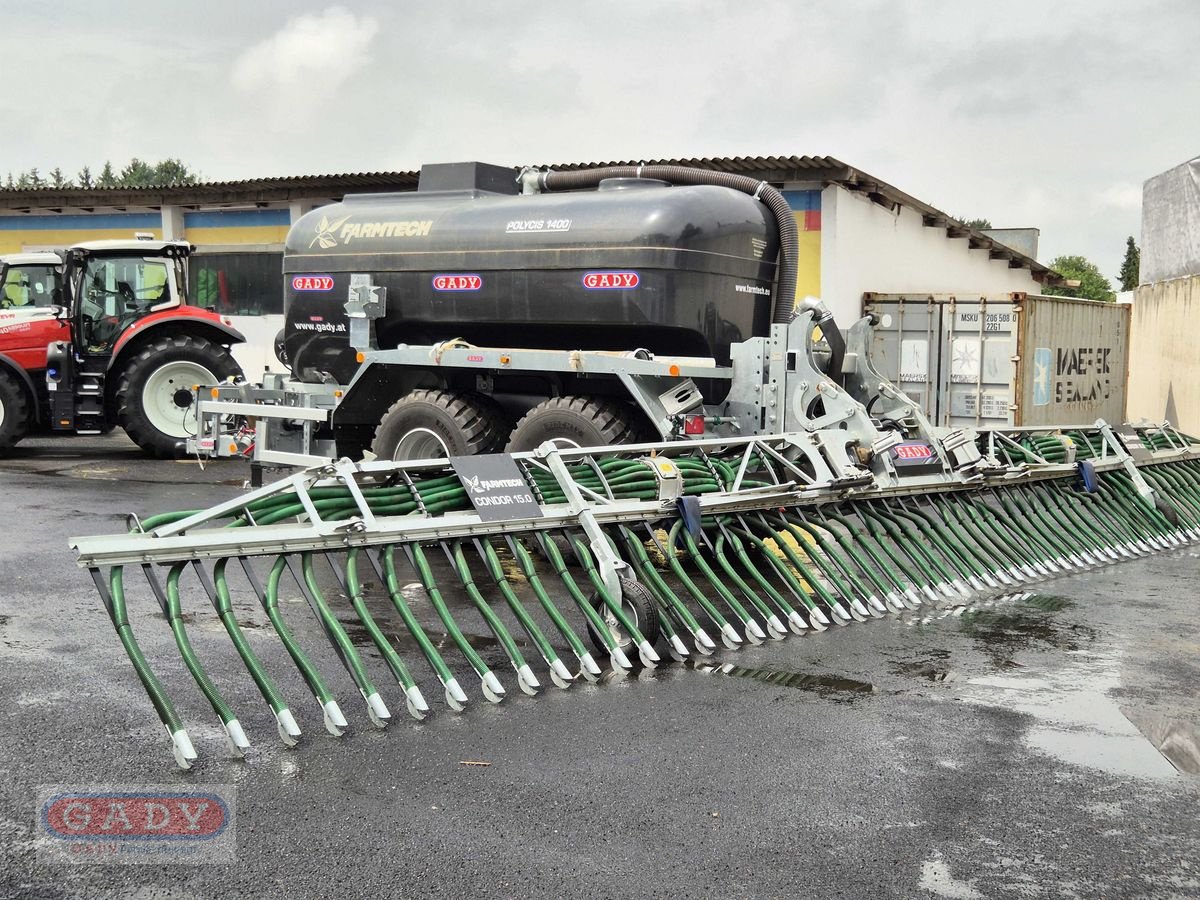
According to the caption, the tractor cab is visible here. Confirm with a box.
[64,239,190,356]
[0,251,64,312]
[0,252,71,376]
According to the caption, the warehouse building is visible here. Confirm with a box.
[0,156,1056,379]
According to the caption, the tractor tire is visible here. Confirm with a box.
[0,370,30,452]
[505,396,644,452]
[115,335,242,458]
[587,577,662,657]
[371,389,510,461]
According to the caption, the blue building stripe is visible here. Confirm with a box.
[183,209,290,228]
[0,213,161,231]
[783,190,821,212]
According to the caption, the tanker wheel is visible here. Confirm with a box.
[587,577,662,657]
[372,389,509,461]
[505,396,644,452]
[0,370,30,452]
[115,335,242,458]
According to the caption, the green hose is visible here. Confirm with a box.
[262,555,341,722]
[212,557,292,722]
[379,546,460,692]
[299,552,389,726]
[163,563,241,736]
[446,540,533,690]
[343,549,419,693]
[505,537,592,666]
[105,567,191,759]
[532,532,623,656]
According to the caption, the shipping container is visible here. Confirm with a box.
[862,292,1129,428]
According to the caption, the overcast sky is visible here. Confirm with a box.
[3,0,1197,279]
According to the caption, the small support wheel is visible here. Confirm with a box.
[586,577,662,657]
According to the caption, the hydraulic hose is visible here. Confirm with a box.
[162,563,248,753]
[298,553,390,727]
[104,566,195,767]
[211,557,300,744]
[262,555,347,736]
[379,545,467,710]
[505,536,598,677]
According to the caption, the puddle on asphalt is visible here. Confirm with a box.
[894,593,1190,778]
[965,649,1182,779]
[954,595,1095,658]
[688,660,874,701]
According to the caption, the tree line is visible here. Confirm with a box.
[3,159,199,190]
[1043,237,1139,302]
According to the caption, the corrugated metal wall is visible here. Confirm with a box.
[864,293,1129,428]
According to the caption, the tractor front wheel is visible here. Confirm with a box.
[0,370,30,452]
[116,335,242,458]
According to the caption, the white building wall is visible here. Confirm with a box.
[819,186,1043,323]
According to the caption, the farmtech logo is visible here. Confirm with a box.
[37,785,236,864]
[310,215,433,248]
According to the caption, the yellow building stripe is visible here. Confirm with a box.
[793,216,822,303]
[184,225,289,246]
[0,228,164,254]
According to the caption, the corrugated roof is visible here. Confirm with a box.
[536,156,1056,282]
[0,172,420,208]
[0,156,1056,282]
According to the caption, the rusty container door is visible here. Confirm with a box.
[1015,294,1129,426]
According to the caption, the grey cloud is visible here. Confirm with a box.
[1,0,1197,278]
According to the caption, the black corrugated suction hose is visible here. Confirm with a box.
[539,166,800,324]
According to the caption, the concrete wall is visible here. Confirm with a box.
[819,186,1043,323]
[1128,275,1200,431]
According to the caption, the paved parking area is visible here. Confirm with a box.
[0,433,1198,898]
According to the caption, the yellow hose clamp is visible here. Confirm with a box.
[1057,434,1077,464]
[641,456,683,505]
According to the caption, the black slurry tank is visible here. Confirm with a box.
[282,162,780,384]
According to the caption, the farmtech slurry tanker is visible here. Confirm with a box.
[68,163,1200,767]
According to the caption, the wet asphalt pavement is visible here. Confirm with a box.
[0,433,1198,899]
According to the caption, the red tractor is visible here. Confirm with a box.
[0,239,244,457]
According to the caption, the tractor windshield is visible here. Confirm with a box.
[0,265,61,309]
[77,256,174,352]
